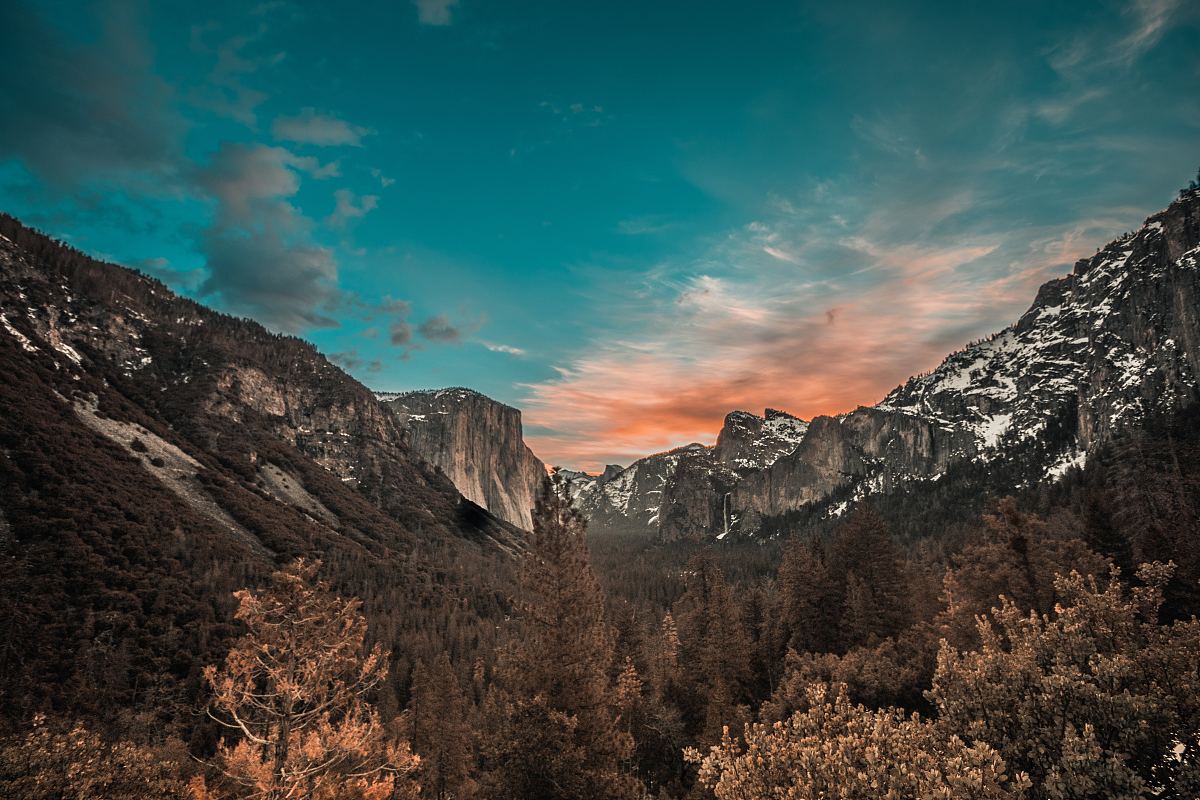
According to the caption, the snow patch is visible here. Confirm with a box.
[0,313,38,352]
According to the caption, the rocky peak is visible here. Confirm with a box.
[714,407,808,471]
[380,388,546,529]
[601,463,625,482]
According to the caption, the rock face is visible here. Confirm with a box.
[714,409,809,470]
[379,389,546,529]
[571,189,1200,539]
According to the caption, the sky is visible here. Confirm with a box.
[1,0,1197,470]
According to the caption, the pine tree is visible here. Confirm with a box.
[647,612,681,700]
[481,478,640,800]
[841,571,879,648]
[409,652,475,800]
[197,560,419,800]
[775,536,840,654]
[672,550,752,743]
[826,508,911,648]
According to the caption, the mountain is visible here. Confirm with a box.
[569,189,1200,540]
[0,215,520,720]
[377,388,546,529]
[559,407,809,540]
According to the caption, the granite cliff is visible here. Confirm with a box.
[378,388,547,529]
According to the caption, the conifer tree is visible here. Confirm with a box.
[197,560,419,800]
[826,508,911,648]
[776,536,840,653]
[647,612,681,699]
[672,550,752,743]
[481,478,640,800]
[409,652,475,800]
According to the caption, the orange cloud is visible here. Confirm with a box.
[521,227,1100,470]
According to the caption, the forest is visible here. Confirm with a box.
[2,400,1199,799]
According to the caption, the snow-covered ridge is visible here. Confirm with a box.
[876,205,1192,458]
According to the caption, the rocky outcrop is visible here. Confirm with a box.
[381,388,546,529]
[714,408,809,471]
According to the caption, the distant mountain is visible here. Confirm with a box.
[557,408,809,540]
[377,388,546,529]
[564,189,1200,540]
[0,215,520,719]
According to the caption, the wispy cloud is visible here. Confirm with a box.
[1048,0,1184,79]
[325,188,379,228]
[521,164,1146,469]
[189,22,283,126]
[1117,0,1183,64]
[481,341,526,356]
[273,109,372,147]
[617,215,675,236]
[413,0,460,26]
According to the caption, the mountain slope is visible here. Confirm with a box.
[560,407,809,540]
[0,215,520,722]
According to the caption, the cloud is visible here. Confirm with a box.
[1048,0,1185,78]
[136,256,205,291]
[520,161,1142,469]
[539,100,608,128]
[194,143,341,332]
[330,350,363,370]
[413,0,459,26]
[481,341,526,356]
[375,296,412,317]
[1117,0,1182,63]
[326,189,379,228]
[390,320,413,345]
[370,168,396,188]
[617,215,675,236]
[0,1,184,190]
[329,350,383,375]
[272,109,371,147]
[1033,88,1108,125]
[418,314,463,342]
[196,144,330,218]
[189,24,282,126]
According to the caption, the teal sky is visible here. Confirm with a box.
[2,0,1197,468]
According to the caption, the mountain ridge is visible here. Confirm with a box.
[561,189,1200,539]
